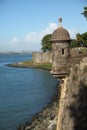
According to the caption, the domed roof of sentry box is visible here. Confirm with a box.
[51,18,71,42]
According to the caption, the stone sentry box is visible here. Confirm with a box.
[50,18,71,78]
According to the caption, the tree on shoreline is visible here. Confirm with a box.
[41,34,52,52]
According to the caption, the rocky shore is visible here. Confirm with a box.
[17,83,60,130]
[8,61,60,130]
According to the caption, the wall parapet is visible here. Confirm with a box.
[32,52,53,64]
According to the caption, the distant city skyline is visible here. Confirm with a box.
[0,0,87,52]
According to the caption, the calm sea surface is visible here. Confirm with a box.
[0,54,58,130]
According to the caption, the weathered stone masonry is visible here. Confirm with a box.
[50,18,71,78]
[32,18,87,130]
[56,58,87,130]
[50,18,87,130]
[32,52,52,64]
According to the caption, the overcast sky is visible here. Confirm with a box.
[0,0,87,52]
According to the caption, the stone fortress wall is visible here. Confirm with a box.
[56,57,87,130]
[32,51,53,63]
[32,47,87,64]
[70,47,87,57]
[32,17,87,130]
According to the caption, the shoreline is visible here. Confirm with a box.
[7,60,52,71]
[17,82,60,130]
[8,61,60,130]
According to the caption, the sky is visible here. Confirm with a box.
[0,0,87,52]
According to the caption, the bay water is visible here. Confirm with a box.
[0,54,58,130]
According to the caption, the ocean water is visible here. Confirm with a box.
[0,54,58,130]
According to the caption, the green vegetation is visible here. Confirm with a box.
[41,32,87,49]
[70,32,87,48]
[21,60,34,66]
[41,34,52,52]
[11,60,52,70]
[22,60,52,70]
[36,63,52,70]
[70,40,79,48]
[81,7,87,20]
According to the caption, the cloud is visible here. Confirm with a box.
[0,22,78,52]
[23,22,58,51]
[24,22,78,46]
[24,22,57,43]
[68,28,78,39]
[11,37,19,44]
[39,23,57,37]
[24,32,40,43]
